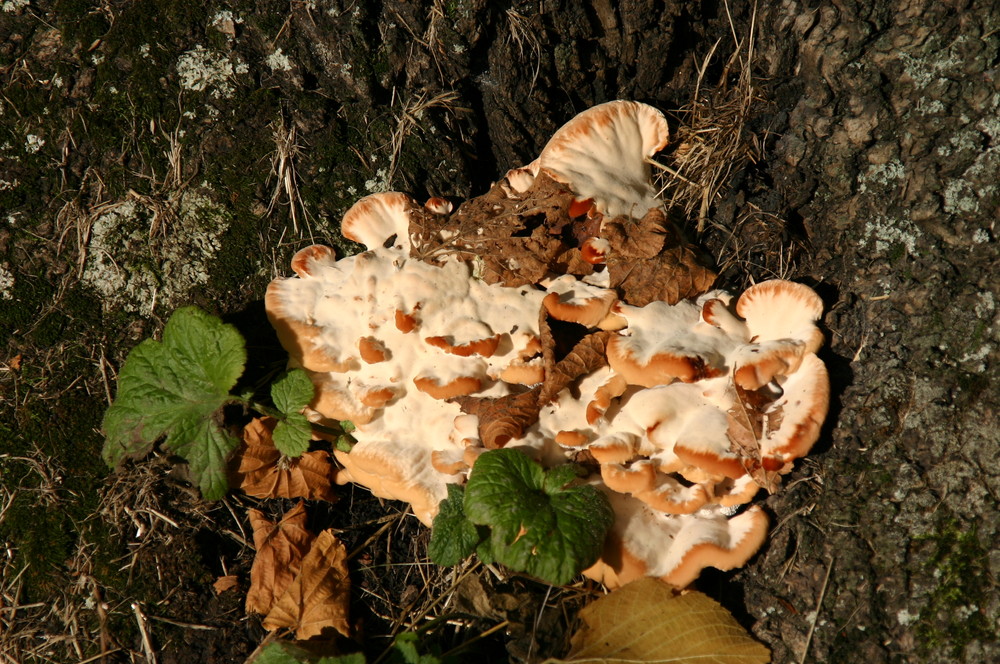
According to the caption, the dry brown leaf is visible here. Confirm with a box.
[601,211,669,259]
[262,529,351,639]
[728,384,781,494]
[409,173,591,287]
[454,327,610,448]
[453,387,542,449]
[607,244,716,307]
[246,502,314,615]
[213,575,239,594]
[551,577,770,664]
[539,331,611,406]
[235,417,337,501]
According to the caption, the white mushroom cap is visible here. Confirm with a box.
[736,279,824,353]
[542,274,618,328]
[583,490,769,588]
[607,300,736,387]
[761,352,830,463]
[502,159,540,194]
[341,192,418,252]
[539,100,669,219]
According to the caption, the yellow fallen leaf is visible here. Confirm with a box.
[246,502,314,615]
[550,577,770,664]
[262,529,351,639]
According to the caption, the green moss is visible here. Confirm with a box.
[915,519,995,657]
[53,0,112,48]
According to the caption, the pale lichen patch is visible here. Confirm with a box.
[82,190,230,314]
[0,263,14,299]
[176,46,238,98]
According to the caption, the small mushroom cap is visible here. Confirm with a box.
[341,192,417,252]
[503,160,540,194]
[730,339,807,390]
[736,280,824,353]
[662,505,769,587]
[607,300,733,387]
[540,100,669,219]
[580,237,611,265]
[761,352,829,461]
[542,275,618,329]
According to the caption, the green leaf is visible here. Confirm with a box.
[101,306,246,500]
[428,484,483,566]
[387,633,444,664]
[273,411,313,457]
[272,369,315,414]
[254,642,366,664]
[464,449,614,586]
[545,578,771,664]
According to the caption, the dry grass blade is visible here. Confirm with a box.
[386,90,462,187]
[267,117,314,240]
[654,0,764,233]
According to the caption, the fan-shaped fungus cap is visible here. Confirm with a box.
[760,352,830,464]
[583,492,769,588]
[539,100,669,219]
[607,300,733,387]
[737,279,825,353]
[341,192,418,252]
[542,275,618,329]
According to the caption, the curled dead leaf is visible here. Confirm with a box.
[246,502,314,616]
[235,417,336,501]
[262,529,351,640]
[453,387,542,449]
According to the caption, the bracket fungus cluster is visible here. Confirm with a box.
[266,101,829,588]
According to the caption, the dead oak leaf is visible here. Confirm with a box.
[235,417,336,501]
[213,575,239,594]
[601,208,716,306]
[540,330,611,406]
[727,383,780,494]
[246,502,314,615]
[453,387,542,449]
[262,529,351,639]
[409,173,592,287]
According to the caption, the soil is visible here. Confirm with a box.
[1,0,998,663]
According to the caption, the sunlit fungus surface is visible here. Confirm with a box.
[265,101,830,587]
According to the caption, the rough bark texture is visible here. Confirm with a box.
[1,0,997,662]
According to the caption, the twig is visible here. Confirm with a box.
[799,556,834,664]
[131,602,157,664]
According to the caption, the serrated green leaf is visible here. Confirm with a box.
[464,449,614,586]
[101,306,246,500]
[429,484,482,566]
[273,411,313,457]
[272,369,315,414]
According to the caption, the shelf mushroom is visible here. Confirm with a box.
[264,100,830,588]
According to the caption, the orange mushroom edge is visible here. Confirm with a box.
[261,102,832,591]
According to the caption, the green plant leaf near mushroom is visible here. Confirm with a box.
[101,306,323,500]
[429,448,614,586]
[101,306,248,500]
